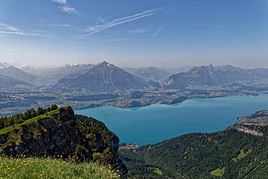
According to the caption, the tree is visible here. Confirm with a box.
[37,107,44,115]
[51,104,58,110]
[30,108,37,118]
[24,110,32,119]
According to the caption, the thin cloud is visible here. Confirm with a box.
[51,0,78,14]
[85,8,163,35]
[152,26,164,37]
[128,28,149,34]
[101,38,149,42]
[40,23,71,27]
[61,6,77,14]
[0,23,19,33]
[51,0,66,5]
[0,23,42,37]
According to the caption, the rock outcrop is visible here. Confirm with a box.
[0,106,127,176]
[232,110,268,136]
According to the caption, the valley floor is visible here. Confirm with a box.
[0,87,262,117]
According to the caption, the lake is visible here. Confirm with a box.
[76,94,268,145]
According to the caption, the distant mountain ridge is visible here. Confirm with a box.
[0,63,36,84]
[125,66,170,82]
[0,74,32,89]
[3,62,268,92]
[54,62,154,92]
[163,64,268,89]
[22,64,94,86]
[0,63,10,69]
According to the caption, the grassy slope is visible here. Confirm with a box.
[0,157,120,179]
[0,109,59,135]
[0,107,124,178]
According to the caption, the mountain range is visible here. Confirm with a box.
[54,62,154,92]
[125,66,171,83]
[163,65,268,89]
[0,74,32,89]
[0,63,36,83]
[2,62,268,92]
[22,64,94,86]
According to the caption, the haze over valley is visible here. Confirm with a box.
[2,61,268,117]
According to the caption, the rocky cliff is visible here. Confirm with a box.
[0,106,127,176]
[232,110,268,136]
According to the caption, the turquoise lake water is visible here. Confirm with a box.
[76,94,268,145]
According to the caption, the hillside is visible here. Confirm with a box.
[125,67,170,83]
[23,64,94,86]
[54,62,153,92]
[0,105,127,176]
[163,65,268,89]
[0,74,32,90]
[0,157,120,179]
[0,63,36,84]
[120,110,268,179]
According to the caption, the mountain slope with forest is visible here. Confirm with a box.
[120,109,268,178]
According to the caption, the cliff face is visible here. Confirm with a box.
[231,110,268,137]
[0,106,127,176]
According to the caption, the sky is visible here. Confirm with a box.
[0,0,267,68]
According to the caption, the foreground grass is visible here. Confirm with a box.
[0,157,120,179]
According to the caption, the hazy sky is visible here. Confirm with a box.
[0,0,267,68]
